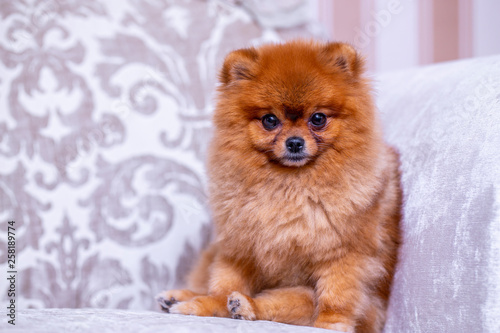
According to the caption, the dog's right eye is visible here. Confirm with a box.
[261,114,280,130]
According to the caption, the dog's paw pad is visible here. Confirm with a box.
[228,298,241,313]
[155,293,178,312]
[227,292,256,320]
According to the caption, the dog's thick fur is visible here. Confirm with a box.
[157,40,402,333]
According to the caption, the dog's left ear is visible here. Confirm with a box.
[219,47,259,85]
[320,43,364,77]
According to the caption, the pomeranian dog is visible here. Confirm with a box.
[156,40,402,333]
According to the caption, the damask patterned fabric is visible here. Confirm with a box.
[0,0,318,311]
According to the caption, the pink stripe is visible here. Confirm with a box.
[330,0,376,71]
[332,0,362,43]
[419,0,434,65]
[433,0,459,62]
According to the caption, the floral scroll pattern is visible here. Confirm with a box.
[0,0,317,309]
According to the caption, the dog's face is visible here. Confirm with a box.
[245,101,340,167]
[215,41,374,168]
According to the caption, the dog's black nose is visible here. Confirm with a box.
[286,137,305,153]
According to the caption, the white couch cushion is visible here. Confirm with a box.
[376,55,500,332]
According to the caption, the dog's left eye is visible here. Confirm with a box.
[310,113,327,128]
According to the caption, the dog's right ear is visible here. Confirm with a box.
[219,48,259,85]
[320,42,364,78]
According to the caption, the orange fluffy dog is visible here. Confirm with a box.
[157,40,402,333]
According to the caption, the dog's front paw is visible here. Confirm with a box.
[227,292,256,320]
[169,295,228,317]
[169,300,202,315]
[155,289,199,313]
[155,291,179,313]
[156,295,177,313]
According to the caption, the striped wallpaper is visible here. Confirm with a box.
[315,0,500,73]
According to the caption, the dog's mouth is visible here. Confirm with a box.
[280,152,310,167]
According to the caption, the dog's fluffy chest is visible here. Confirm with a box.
[258,188,341,248]
[218,181,345,269]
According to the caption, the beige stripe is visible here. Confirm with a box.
[358,0,376,71]
[458,0,473,58]
[317,0,335,39]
